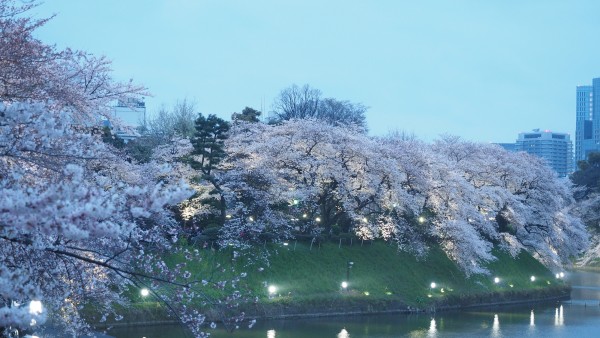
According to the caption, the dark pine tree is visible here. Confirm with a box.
[190,113,231,226]
[191,113,230,175]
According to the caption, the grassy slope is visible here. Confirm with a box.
[101,240,566,325]
[240,241,561,306]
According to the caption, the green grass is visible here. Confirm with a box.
[234,241,560,306]
[105,240,566,324]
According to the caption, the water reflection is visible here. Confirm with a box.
[427,318,437,337]
[554,305,564,326]
[528,309,536,335]
[491,314,500,337]
[337,328,350,338]
[529,310,535,327]
[267,329,276,338]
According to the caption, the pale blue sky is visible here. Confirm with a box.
[33,0,600,142]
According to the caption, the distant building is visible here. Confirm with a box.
[104,98,146,142]
[575,78,600,162]
[496,143,517,152]
[515,129,573,177]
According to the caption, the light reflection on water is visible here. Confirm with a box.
[427,318,437,337]
[110,302,597,338]
[337,328,350,338]
[530,309,535,327]
[491,314,500,337]
[554,305,564,326]
[528,309,536,336]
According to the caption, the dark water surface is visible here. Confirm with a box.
[106,271,600,337]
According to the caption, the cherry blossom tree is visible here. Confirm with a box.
[430,136,588,273]
[570,153,600,266]
[0,3,146,123]
[220,121,588,276]
[2,1,586,335]
[0,2,244,337]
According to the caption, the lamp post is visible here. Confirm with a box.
[347,261,354,282]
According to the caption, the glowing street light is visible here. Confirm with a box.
[559,272,565,278]
[268,285,277,295]
[315,217,321,222]
[418,216,425,223]
[530,276,536,282]
[430,282,437,289]
[341,281,348,289]
[140,288,150,297]
[494,277,500,284]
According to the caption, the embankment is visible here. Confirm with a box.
[92,241,570,327]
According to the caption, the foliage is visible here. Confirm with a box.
[231,107,261,123]
[0,1,146,122]
[571,152,600,265]
[183,113,232,237]
[114,100,198,164]
[218,121,588,275]
[571,151,600,200]
[0,2,241,337]
[0,1,589,336]
[101,126,126,149]
[146,99,198,141]
[191,113,230,176]
[270,84,368,130]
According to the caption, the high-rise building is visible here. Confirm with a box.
[496,143,517,152]
[515,129,573,177]
[575,78,600,162]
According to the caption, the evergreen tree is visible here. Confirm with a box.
[572,152,600,200]
[191,113,230,175]
[190,113,231,225]
[232,106,262,123]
